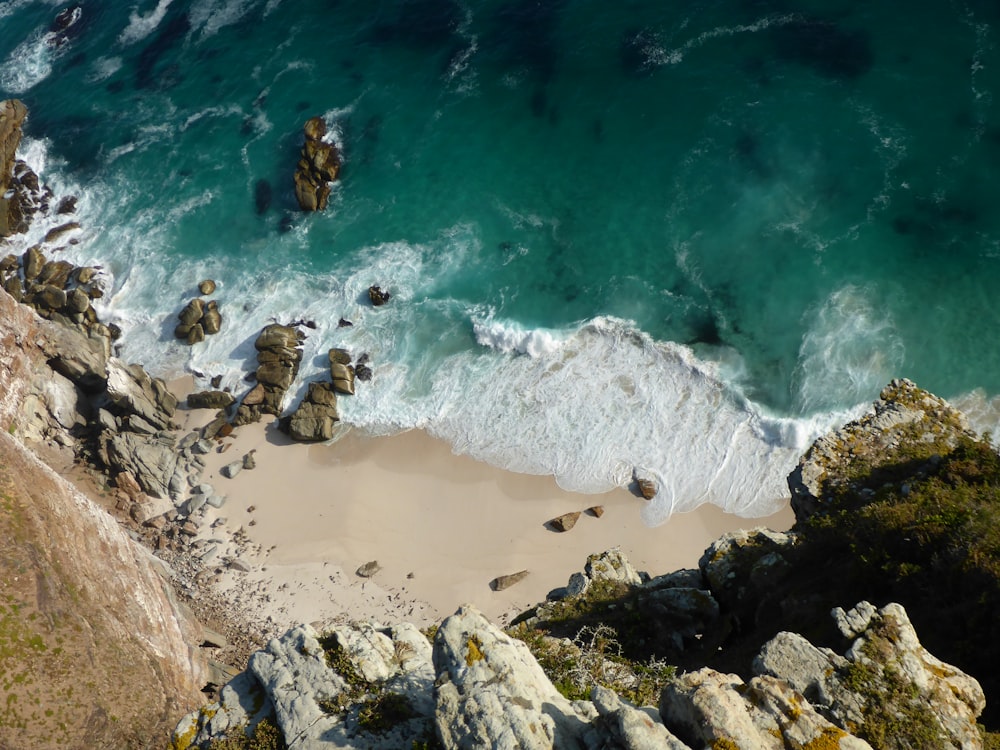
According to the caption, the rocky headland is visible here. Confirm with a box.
[3,100,1000,750]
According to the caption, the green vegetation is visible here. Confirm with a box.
[357,693,417,734]
[315,630,427,736]
[839,624,944,750]
[206,718,286,750]
[509,620,674,707]
[783,432,1000,728]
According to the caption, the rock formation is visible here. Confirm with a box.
[294,116,341,211]
[173,590,984,750]
[234,323,304,425]
[285,380,340,441]
[0,289,207,749]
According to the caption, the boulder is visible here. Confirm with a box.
[36,317,111,392]
[201,300,222,335]
[36,259,74,288]
[330,360,355,395]
[22,246,44,280]
[177,297,204,327]
[198,279,216,295]
[548,511,581,532]
[186,322,205,344]
[106,431,179,499]
[585,547,643,586]
[368,285,391,306]
[186,390,236,410]
[356,560,381,577]
[286,382,339,442]
[489,570,529,591]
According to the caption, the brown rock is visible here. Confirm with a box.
[115,470,144,501]
[368,285,391,306]
[303,116,327,141]
[549,511,581,532]
[490,570,529,591]
[186,323,205,345]
[178,298,204,327]
[201,301,222,335]
[43,221,80,245]
[242,383,266,406]
[356,560,381,578]
[36,259,74,288]
[22,246,44,280]
[198,279,216,295]
[586,505,605,518]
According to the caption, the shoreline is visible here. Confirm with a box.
[172,377,793,633]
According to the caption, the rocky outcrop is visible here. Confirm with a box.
[285,380,340,442]
[174,594,983,750]
[788,378,974,522]
[754,601,985,750]
[234,324,304,425]
[175,294,222,344]
[294,116,341,211]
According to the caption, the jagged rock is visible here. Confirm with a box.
[174,622,434,749]
[242,450,256,470]
[586,505,604,518]
[585,547,643,586]
[633,467,658,499]
[287,381,339,442]
[0,100,29,237]
[107,431,179,499]
[698,527,796,618]
[368,285,391,306]
[198,279,216,295]
[549,511,581,532]
[187,390,236,410]
[490,570,529,591]
[753,602,985,750]
[36,259,74,288]
[355,362,373,382]
[105,359,177,430]
[433,604,597,749]
[591,685,689,750]
[220,461,242,479]
[788,379,974,523]
[294,116,341,212]
[36,317,110,391]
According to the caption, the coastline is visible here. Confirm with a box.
[172,377,793,634]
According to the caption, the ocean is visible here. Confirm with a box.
[3,0,1000,524]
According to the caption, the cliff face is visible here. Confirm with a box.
[0,290,207,749]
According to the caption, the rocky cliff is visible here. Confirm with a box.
[0,245,209,748]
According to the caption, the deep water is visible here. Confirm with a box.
[3,0,1000,522]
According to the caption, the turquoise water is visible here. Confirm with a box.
[3,0,1000,522]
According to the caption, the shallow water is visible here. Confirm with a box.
[3,0,1000,522]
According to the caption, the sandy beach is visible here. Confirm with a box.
[171,382,793,635]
